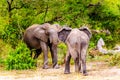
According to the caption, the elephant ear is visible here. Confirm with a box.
[41,23,51,30]
[34,25,49,42]
[58,27,72,42]
[79,26,92,39]
[51,24,62,32]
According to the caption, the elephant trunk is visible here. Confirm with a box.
[48,28,59,45]
[49,34,59,45]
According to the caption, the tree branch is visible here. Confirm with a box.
[7,0,11,12]
[11,6,23,10]
[87,2,100,8]
[11,0,13,4]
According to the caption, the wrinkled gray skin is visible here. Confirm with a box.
[23,23,60,69]
[58,26,92,76]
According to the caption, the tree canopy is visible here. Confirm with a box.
[0,0,120,48]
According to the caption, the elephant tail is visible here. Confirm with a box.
[70,49,78,60]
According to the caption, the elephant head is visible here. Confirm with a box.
[48,24,61,45]
[51,24,62,31]
[58,27,72,42]
[58,26,92,43]
[33,23,60,45]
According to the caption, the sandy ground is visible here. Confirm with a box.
[0,62,120,80]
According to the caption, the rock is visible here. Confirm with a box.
[97,38,108,54]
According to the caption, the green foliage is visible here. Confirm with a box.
[88,0,120,47]
[0,0,120,48]
[2,24,22,47]
[0,39,13,69]
[0,0,120,67]
[0,57,4,67]
[5,42,36,70]
[0,57,3,63]
[109,54,120,67]
[0,39,12,58]
[57,42,74,65]
[57,43,67,64]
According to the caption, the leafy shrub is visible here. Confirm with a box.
[5,42,36,70]
[57,42,74,65]
[0,39,12,59]
[0,57,4,67]
[109,53,120,67]
[57,43,67,64]
[2,24,22,48]
[0,39,13,68]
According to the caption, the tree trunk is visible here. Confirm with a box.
[7,0,13,22]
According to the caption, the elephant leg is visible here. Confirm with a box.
[79,58,82,73]
[64,51,71,74]
[78,51,82,73]
[81,57,87,76]
[33,49,42,59]
[40,41,49,69]
[74,57,79,72]
[49,44,59,69]
[81,45,88,76]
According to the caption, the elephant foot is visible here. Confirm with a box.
[82,70,88,76]
[83,73,88,76]
[53,64,60,69]
[80,70,82,73]
[64,70,70,74]
[43,65,49,69]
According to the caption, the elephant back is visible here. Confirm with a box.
[26,24,40,31]
[33,25,49,43]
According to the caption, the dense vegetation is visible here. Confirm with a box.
[0,0,120,70]
[5,42,36,70]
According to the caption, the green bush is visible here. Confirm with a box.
[57,43,67,64]
[109,53,120,67]
[5,42,36,70]
[2,24,22,48]
[0,39,13,68]
[0,57,4,67]
[57,42,74,65]
[0,39,12,59]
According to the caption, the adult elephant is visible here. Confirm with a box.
[58,26,92,76]
[23,23,60,69]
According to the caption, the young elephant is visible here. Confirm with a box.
[58,26,92,76]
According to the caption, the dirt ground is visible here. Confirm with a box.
[0,61,120,80]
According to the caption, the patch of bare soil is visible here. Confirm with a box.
[0,62,120,80]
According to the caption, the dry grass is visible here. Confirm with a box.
[0,61,120,80]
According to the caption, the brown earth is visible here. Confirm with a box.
[0,61,120,80]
